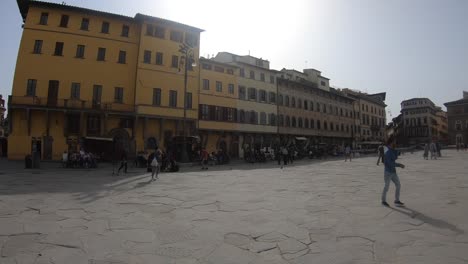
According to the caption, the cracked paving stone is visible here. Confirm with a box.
[203,244,257,264]
[224,233,253,249]
[36,246,88,264]
[255,232,288,243]
[248,241,277,253]
[277,237,308,255]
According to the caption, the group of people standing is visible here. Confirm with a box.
[423,141,441,160]
[276,146,297,167]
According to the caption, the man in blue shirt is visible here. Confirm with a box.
[382,136,405,207]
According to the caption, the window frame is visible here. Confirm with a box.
[118,50,126,64]
[169,90,178,107]
[54,42,64,56]
[101,21,110,34]
[97,47,106,61]
[26,79,37,97]
[152,88,161,106]
[80,18,90,31]
[76,44,85,58]
[59,14,69,28]
[114,87,124,103]
[70,82,80,99]
[33,40,43,54]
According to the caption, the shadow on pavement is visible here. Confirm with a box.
[391,206,464,234]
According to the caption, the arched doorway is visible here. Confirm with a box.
[146,137,158,150]
[108,128,131,160]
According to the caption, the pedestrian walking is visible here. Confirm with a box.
[344,145,352,162]
[117,152,128,175]
[282,147,288,166]
[381,136,405,207]
[423,143,429,160]
[436,142,441,157]
[150,154,159,181]
[429,141,437,160]
[376,143,384,165]
[200,148,209,170]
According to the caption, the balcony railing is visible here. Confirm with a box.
[9,96,134,113]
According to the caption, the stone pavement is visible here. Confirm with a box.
[1,150,468,264]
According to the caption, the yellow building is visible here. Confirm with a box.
[198,58,239,157]
[8,0,202,160]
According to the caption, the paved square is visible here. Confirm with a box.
[1,150,468,264]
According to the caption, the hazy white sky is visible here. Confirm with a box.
[1,0,467,119]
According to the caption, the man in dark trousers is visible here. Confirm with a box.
[381,137,405,207]
[117,152,128,175]
[376,143,385,165]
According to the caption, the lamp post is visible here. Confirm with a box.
[179,42,195,163]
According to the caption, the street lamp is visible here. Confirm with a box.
[178,42,196,163]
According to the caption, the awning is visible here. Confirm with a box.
[85,136,113,142]
[295,137,307,141]
[357,141,382,145]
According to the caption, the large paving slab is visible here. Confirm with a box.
[1,150,468,263]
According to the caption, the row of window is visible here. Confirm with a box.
[238,86,276,104]
[361,114,385,128]
[33,40,128,63]
[405,117,429,127]
[362,103,385,116]
[239,68,275,83]
[199,104,354,132]
[142,50,187,69]
[26,79,193,108]
[38,12,198,45]
[201,63,235,75]
[39,12,130,37]
[202,80,235,94]
[279,93,354,118]
[145,24,198,46]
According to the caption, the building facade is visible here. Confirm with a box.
[213,52,278,158]
[342,89,387,146]
[444,92,468,146]
[399,98,447,145]
[277,69,355,147]
[8,0,202,160]
[198,58,240,157]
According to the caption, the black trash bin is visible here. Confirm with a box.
[25,155,32,169]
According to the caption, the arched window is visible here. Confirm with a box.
[346,125,349,133]
[279,115,284,126]
[317,120,321,130]
[298,99,302,109]
[324,121,328,130]
[310,119,315,129]
[304,118,309,128]
[330,122,334,131]
[316,102,320,112]
[278,94,283,106]
[285,96,290,107]
[298,118,303,128]
[292,117,296,127]
[285,116,290,127]
[291,97,296,108]
[341,124,344,131]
